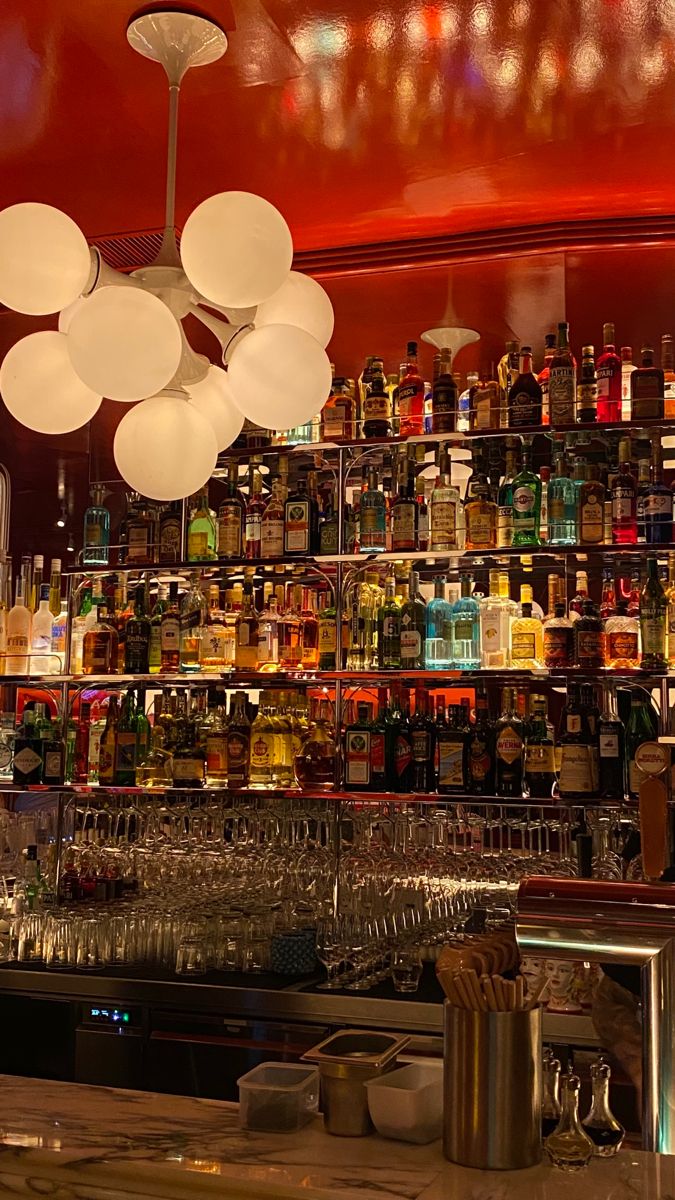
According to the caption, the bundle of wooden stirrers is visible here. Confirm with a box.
[442,967,547,1012]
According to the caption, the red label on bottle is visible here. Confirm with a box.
[395,734,412,778]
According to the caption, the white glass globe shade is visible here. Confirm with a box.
[227,324,332,431]
[58,296,88,334]
[0,331,101,434]
[188,366,244,451]
[181,191,293,309]
[255,272,334,348]
[113,392,218,501]
[67,286,182,401]
[0,203,91,316]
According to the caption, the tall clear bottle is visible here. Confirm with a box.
[544,1074,594,1171]
[83,486,111,567]
[581,1060,625,1156]
[6,576,31,675]
[450,574,480,669]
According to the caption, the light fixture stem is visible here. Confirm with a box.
[154,81,181,266]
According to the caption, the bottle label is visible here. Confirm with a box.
[217,510,243,558]
[509,391,539,425]
[512,487,536,532]
[470,740,492,781]
[644,494,672,516]
[250,733,274,768]
[13,747,42,776]
[363,394,390,421]
[566,714,582,734]
[392,503,416,547]
[612,488,634,521]
[318,618,337,652]
[599,732,620,758]
[496,726,523,764]
[382,614,400,639]
[577,630,605,661]
[84,633,113,672]
[7,634,29,652]
[323,400,349,437]
[202,629,228,663]
[370,732,385,779]
[161,617,180,651]
[453,619,474,643]
[394,734,412,779]
[525,744,555,773]
[42,749,62,780]
[511,631,536,661]
[400,629,422,659]
[127,527,150,562]
[285,501,310,553]
[474,384,498,429]
[641,614,666,655]
[430,499,457,547]
[608,630,638,660]
[227,732,250,774]
[549,497,565,521]
[481,609,506,662]
[559,744,594,793]
[412,728,431,763]
[206,734,228,773]
[257,625,278,661]
[398,381,423,418]
[580,495,604,542]
[496,505,513,548]
[629,758,648,793]
[173,758,204,781]
[549,367,576,421]
[467,511,494,547]
[188,532,210,558]
[160,519,181,561]
[345,731,371,784]
[439,741,464,786]
[85,523,102,547]
[577,382,598,412]
[543,628,572,665]
[245,513,262,548]
[261,518,284,557]
[115,732,136,773]
[360,503,386,539]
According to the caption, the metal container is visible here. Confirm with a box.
[443,1000,542,1170]
[303,1029,410,1136]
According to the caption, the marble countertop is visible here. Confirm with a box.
[0,1075,669,1200]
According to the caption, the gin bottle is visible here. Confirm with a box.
[450,574,480,669]
[425,577,452,670]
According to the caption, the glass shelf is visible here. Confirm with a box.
[66,556,339,577]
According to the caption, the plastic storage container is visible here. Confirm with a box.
[237,1063,319,1132]
[365,1062,443,1144]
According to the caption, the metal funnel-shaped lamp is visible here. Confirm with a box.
[421,327,480,357]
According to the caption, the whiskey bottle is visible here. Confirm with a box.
[524,695,556,799]
[226,692,251,788]
[575,600,605,669]
[172,721,206,788]
[217,465,245,560]
[464,482,497,550]
[558,683,596,800]
[604,601,639,669]
[260,478,285,558]
[630,344,664,421]
[294,698,337,790]
[160,581,180,673]
[391,460,418,553]
[113,689,137,787]
[82,602,119,676]
[124,585,151,674]
[598,685,625,800]
[431,347,456,434]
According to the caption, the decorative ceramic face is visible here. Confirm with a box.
[521,956,545,995]
[545,959,576,996]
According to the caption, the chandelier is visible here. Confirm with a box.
[0,10,334,501]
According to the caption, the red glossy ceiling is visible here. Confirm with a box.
[2,0,675,254]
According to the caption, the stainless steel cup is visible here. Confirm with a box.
[303,1030,409,1136]
[443,1000,542,1170]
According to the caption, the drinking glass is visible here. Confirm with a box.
[76,916,110,970]
[175,936,208,975]
[315,918,344,989]
[391,945,422,993]
[44,914,75,969]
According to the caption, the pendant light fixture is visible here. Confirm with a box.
[0,9,334,499]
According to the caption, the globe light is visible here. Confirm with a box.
[181,191,293,309]
[113,391,218,500]
[255,271,334,348]
[0,331,101,434]
[227,324,332,431]
[67,286,183,401]
[0,202,92,316]
[188,365,244,451]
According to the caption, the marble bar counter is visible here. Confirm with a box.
[0,1074,670,1200]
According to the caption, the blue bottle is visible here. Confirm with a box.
[83,486,111,566]
[548,452,577,546]
[451,574,480,669]
[425,576,452,669]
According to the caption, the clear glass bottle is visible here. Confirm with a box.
[581,1059,625,1156]
[425,576,452,670]
[544,1073,594,1171]
[450,574,480,669]
[260,478,285,558]
[464,482,497,550]
[400,571,426,669]
[479,569,511,669]
[294,698,337,790]
[258,596,280,671]
[640,555,667,670]
[542,1053,562,1139]
[188,487,218,561]
[249,701,277,788]
[510,584,543,669]
[179,573,206,673]
[360,467,387,552]
[604,600,639,668]
[83,486,111,567]
[136,724,173,788]
[429,449,460,551]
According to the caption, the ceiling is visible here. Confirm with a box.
[2,0,675,563]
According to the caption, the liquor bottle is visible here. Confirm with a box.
[525,695,556,799]
[198,583,228,672]
[468,689,495,795]
[429,450,460,551]
[232,582,257,671]
[544,1074,594,1171]
[48,558,62,620]
[599,567,615,620]
[549,321,577,425]
[581,1060,625,1156]
[259,478,284,558]
[284,476,318,557]
[576,344,598,423]
[410,690,435,793]
[569,570,589,621]
[391,460,418,553]
[644,438,673,544]
[497,340,520,426]
[543,601,574,668]
[136,723,173,788]
[216,464,245,561]
[640,556,667,670]
[448,574,479,669]
[83,486,111,567]
[577,464,605,546]
[497,438,519,549]
[98,694,119,786]
[378,576,402,670]
[344,701,373,791]
[667,558,675,668]
[82,601,118,675]
[558,683,597,799]
[148,584,167,674]
[494,688,524,797]
[29,584,53,675]
[134,687,151,769]
[179,573,206,673]
[400,571,426,669]
[437,704,470,795]
[111,579,131,673]
[159,501,182,564]
[662,333,675,420]
[464,482,497,550]
[430,347,456,434]
[625,686,658,798]
[620,345,636,420]
[636,454,651,543]
[257,596,280,671]
[172,721,206,788]
[324,376,356,440]
[610,438,637,544]
[425,576,452,670]
[511,438,541,546]
[297,588,318,670]
[398,341,425,437]
[27,555,42,616]
[6,575,31,675]
[158,581,180,673]
[226,692,250,788]
[594,324,622,423]
[539,464,550,542]
[480,569,512,669]
[245,469,265,559]
[456,372,477,433]
[598,685,625,800]
[317,592,337,670]
[470,372,500,431]
[510,584,544,669]
[542,1053,563,1139]
[537,331,556,425]
[187,488,217,562]
[113,689,137,786]
[508,345,542,427]
[575,599,605,669]
[294,698,337,790]
[416,486,429,551]
[631,344,664,420]
[72,699,92,785]
[124,585,151,674]
[126,496,156,566]
[360,467,387,552]
[604,600,639,668]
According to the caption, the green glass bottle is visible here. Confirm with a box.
[640,557,667,670]
[626,686,659,799]
[378,576,402,670]
[511,438,541,546]
[113,688,137,786]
